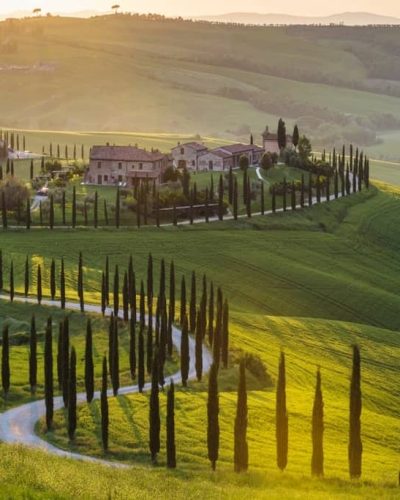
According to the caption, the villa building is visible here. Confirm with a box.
[262,126,293,154]
[86,145,168,186]
[198,143,264,171]
[171,142,209,170]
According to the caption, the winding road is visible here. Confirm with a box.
[0,295,212,467]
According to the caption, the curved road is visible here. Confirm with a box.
[0,295,212,468]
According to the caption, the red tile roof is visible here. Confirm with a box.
[90,146,165,162]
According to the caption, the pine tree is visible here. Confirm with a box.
[29,315,37,394]
[149,348,161,463]
[221,300,229,369]
[349,345,362,479]
[207,362,220,471]
[37,264,42,305]
[129,315,136,379]
[138,326,145,393]
[180,314,190,387]
[101,356,109,451]
[44,317,53,431]
[276,352,288,471]
[195,310,203,381]
[234,358,248,472]
[50,258,56,301]
[68,347,77,441]
[2,325,10,396]
[60,258,66,310]
[78,252,84,312]
[24,256,30,297]
[85,319,94,403]
[180,275,186,325]
[166,379,176,468]
[312,368,324,477]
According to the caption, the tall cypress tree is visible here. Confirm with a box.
[221,300,229,369]
[228,167,234,205]
[180,314,189,387]
[138,326,145,393]
[208,281,214,345]
[312,368,324,477]
[111,316,119,396]
[180,275,186,326]
[149,348,160,464]
[276,352,288,471]
[105,256,110,306]
[29,315,37,394]
[72,186,76,228]
[67,347,77,441]
[44,317,53,431]
[57,321,63,390]
[2,325,10,396]
[49,194,54,229]
[129,315,136,379]
[233,177,238,220]
[207,362,220,471]
[62,190,66,226]
[195,310,203,382]
[24,256,30,297]
[62,317,70,407]
[166,380,176,469]
[234,358,248,473]
[37,264,42,305]
[291,182,296,211]
[101,356,109,451]
[190,271,196,332]
[85,319,94,403]
[349,345,362,479]
[169,260,175,323]
[140,280,145,329]
[123,271,129,322]
[218,174,224,221]
[78,252,84,312]
[113,265,119,317]
[271,186,276,213]
[50,258,56,301]
[60,258,66,309]
[115,187,120,229]
[212,288,223,369]
[9,260,14,303]
[101,272,106,315]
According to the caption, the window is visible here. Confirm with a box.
[97,162,101,169]
[192,160,195,166]
[118,175,123,183]
[118,162,122,169]
[180,148,184,155]
[104,175,108,182]
[139,163,143,170]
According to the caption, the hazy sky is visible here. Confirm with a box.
[2,0,400,17]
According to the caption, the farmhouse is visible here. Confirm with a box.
[171,142,208,171]
[86,145,168,186]
[262,126,293,154]
[198,143,264,171]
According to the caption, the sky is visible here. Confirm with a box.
[1,0,400,18]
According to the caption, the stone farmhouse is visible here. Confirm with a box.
[171,142,208,170]
[86,145,168,186]
[197,144,264,171]
[262,125,293,154]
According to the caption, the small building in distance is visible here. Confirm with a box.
[262,126,293,154]
[86,145,168,186]
[198,143,264,171]
[171,142,209,171]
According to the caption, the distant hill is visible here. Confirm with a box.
[195,11,400,26]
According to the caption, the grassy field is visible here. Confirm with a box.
[0,180,399,497]
[1,16,400,155]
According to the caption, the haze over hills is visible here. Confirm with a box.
[195,11,400,26]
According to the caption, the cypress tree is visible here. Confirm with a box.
[180,275,186,326]
[9,260,14,303]
[24,256,30,297]
[210,175,214,201]
[149,348,160,463]
[104,199,109,226]
[316,176,321,203]
[190,271,196,332]
[200,274,207,340]
[50,258,56,301]
[218,174,224,221]
[101,356,109,451]
[129,315,136,379]
[113,265,119,317]
[60,258,66,310]
[172,202,177,226]
[349,345,362,479]
[334,170,339,199]
[37,264,42,305]
[72,186,76,228]
[291,182,296,211]
[228,167,234,204]
[115,187,120,229]
[180,314,189,387]
[312,368,324,477]
[208,281,214,345]
[282,178,287,211]
[105,256,110,306]
[246,178,251,218]
[207,362,220,471]
[2,325,10,396]
[346,168,351,195]
[29,315,37,394]
[57,321,63,390]
[26,198,31,230]
[0,250,2,292]
[233,177,238,220]
[308,174,313,206]
[123,271,129,322]
[147,253,154,311]
[234,358,248,473]
[67,347,77,441]
[61,317,70,407]
[44,317,53,431]
[213,288,223,369]
[85,319,94,403]
[195,310,203,381]
[138,326,145,393]
[205,187,210,223]
[101,272,106,316]
[49,194,54,229]
[158,303,167,388]
[166,379,176,468]
[221,300,229,369]
[62,191,66,225]
[169,260,175,323]
[30,159,34,180]
[1,191,7,229]
[78,252,84,312]
[147,304,154,376]
[300,175,305,208]
[111,316,119,396]
[326,177,330,202]
[276,352,288,471]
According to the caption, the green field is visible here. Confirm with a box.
[1,16,400,156]
[0,178,399,497]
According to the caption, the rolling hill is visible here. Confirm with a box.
[1,15,400,159]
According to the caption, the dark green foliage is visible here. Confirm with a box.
[233,177,238,220]
[276,352,288,471]
[308,175,313,206]
[101,356,109,451]
[242,167,248,205]
[50,258,56,301]
[111,316,119,396]
[29,315,37,394]
[37,265,42,305]
[60,258,66,310]
[67,347,77,441]
[208,281,214,345]
[0,250,2,291]
[49,195,54,229]
[24,256,30,297]
[115,187,120,228]
[101,272,106,315]
[62,191,66,225]
[104,199,109,226]
[292,124,300,148]
[72,186,76,228]
[221,300,229,369]
[123,271,129,322]
[234,359,248,473]
[113,265,119,317]
[94,191,98,228]
[291,182,296,211]
[282,178,287,211]
[212,288,223,369]
[207,362,220,471]
[2,325,10,396]
[228,167,234,205]
[44,317,53,431]
[349,345,362,479]
[180,314,189,387]
[334,171,339,199]
[9,260,14,302]
[149,348,160,463]
[129,315,136,379]
[85,319,94,403]
[61,317,70,408]
[166,380,176,469]
[1,191,7,229]
[278,118,287,150]
[246,178,251,218]
[190,271,196,332]
[78,252,84,312]
[105,256,110,306]
[195,310,203,382]
[169,260,175,323]
[312,368,324,477]
[138,327,145,393]
[316,176,321,203]
[218,175,224,221]
[180,275,186,326]
[260,180,265,215]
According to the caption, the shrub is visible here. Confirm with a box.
[0,176,29,211]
